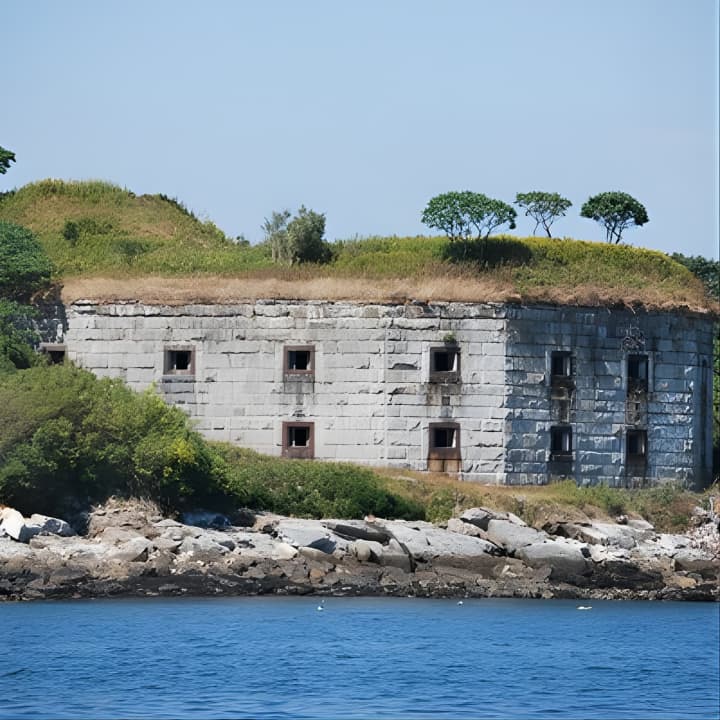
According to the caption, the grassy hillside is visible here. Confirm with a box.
[0,179,714,312]
[0,179,269,275]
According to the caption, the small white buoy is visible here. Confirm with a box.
[457,600,464,606]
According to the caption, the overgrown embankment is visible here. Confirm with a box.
[0,179,714,312]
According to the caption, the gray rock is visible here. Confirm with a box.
[673,549,718,575]
[460,507,527,531]
[484,519,546,552]
[154,519,183,528]
[377,539,412,572]
[28,514,75,537]
[275,520,340,554]
[517,540,589,579]
[0,535,35,559]
[109,537,152,563]
[178,535,229,558]
[352,539,382,562]
[587,522,640,549]
[324,520,392,544]
[446,517,485,538]
[0,509,42,543]
[181,511,231,529]
[152,536,182,552]
[272,542,299,561]
[101,527,143,545]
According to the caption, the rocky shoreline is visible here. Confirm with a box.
[1,500,718,603]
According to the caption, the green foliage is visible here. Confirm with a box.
[262,209,292,264]
[286,206,330,264]
[670,253,719,301]
[514,191,572,238]
[0,365,225,515]
[216,445,424,520]
[0,300,39,373]
[580,191,649,244]
[545,480,626,516]
[426,488,457,522]
[0,146,15,175]
[421,191,517,241]
[265,207,330,265]
[0,180,273,277]
[0,221,54,300]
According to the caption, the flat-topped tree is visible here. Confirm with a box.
[421,191,516,241]
[515,191,572,238]
[0,146,15,175]
[581,191,649,244]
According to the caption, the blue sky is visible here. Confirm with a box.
[4,0,719,258]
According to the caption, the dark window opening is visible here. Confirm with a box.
[433,426,457,448]
[551,351,572,378]
[550,426,572,460]
[288,426,310,447]
[39,344,67,365]
[282,422,314,459]
[428,422,461,470]
[429,347,460,381]
[288,350,310,371]
[628,354,648,392]
[164,347,195,376]
[284,346,315,376]
[626,430,647,462]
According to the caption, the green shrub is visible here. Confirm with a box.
[0,364,225,515]
[0,221,53,300]
[0,300,40,372]
[216,445,425,520]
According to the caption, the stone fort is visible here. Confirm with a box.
[44,299,715,489]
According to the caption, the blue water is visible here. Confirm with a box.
[0,597,718,719]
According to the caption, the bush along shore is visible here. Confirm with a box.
[1,498,718,603]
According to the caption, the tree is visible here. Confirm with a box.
[580,191,649,244]
[264,207,330,265]
[421,191,517,241]
[0,221,54,301]
[0,146,15,175]
[286,206,329,264]
[262,209,292,263]
[514,191,572,238]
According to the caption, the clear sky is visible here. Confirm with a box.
[4,0,719,258]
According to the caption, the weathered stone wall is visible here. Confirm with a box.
[59,300,714,488]
[503,306,715,489]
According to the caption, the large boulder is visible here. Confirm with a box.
[517,539,590,580]
[673,549,718,577]
[0,509,73,543]
[484,519,547,553]
[459,507,526,531]
[586,522,640,550]
[324,520,393,544]
[274,519,341,555]
[28,514,75,537]
[1,508,40,542]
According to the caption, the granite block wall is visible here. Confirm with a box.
[59,300,714,488]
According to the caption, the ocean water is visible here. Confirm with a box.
[1,597,718,719]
